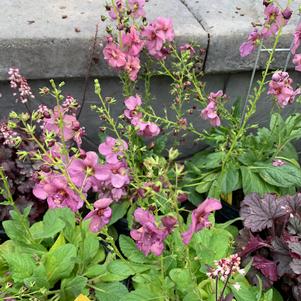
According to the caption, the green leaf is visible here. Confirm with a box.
[191,151,224,169]
[109,202,130,225]
[43,243,77,286]
[153,135,168,154]
[81,231,99,264]
[24,264,50,289]
[95,282,128,301]
[2,209,32,244]
[240,166,277,195]
[208,179,222,198]
[119,235,148,263]
[49,232,65,252]
[60,276,87,300]
[257,163,301,188]
[193,228,233,267]
[84,264,107,278]
[30,212,65,240]
[230,281,257,301]
[120,288,158,301]
[169,268,193,293]
[195,172,218,194]
[219,168,241,194]
[4,252,36,283]
[107,260,149,280]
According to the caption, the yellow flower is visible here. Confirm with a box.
[74,294,91,301]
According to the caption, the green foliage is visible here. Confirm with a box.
[184,113,301,203]
[0,208,106,300]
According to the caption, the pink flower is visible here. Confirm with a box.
[122,26,144,56]
[282,7,293,21]
[179,43,196,56]
[207,254,241,281]
[99,137,128,164]
[293,53,301,72]
[108,0,124,20]
[125,55,141,81]
[161,216,177,234]
[103,42,127,69]
[123,95,160,137]
[8,68,35,103]
[0,122,19,146]
[104,161,130,188]
[124,95,143,120]
[124,94,142,110]
[68,151,110,192]
[272,159,285,167]
[261,4,285,38]
[33,174,84,212]
[201,101,221,127]
[142,17,174,60]
[240,29,261,57]
[177,193,188,203]
[182,198,222,245]
[291,23,301,55]
[43,106,84,144]
[130,208,176,256]
[208,90,224,102]
[132,118,161,137]
[268,71,301,108]
[84,198,113,232]
[128,0,145,18]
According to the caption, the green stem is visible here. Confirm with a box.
[222,27,283,171]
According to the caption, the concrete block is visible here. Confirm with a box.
[181,0,301,73]
[0,0,207,80]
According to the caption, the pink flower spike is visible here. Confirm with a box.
[84,198,113,232]
[124,95,142,110]
[128,0,145,18]
[98,137,128,164]
[201,101,221,127]
[103,42,127,69]
[182,198,222,245]
[33,174,84,212]
[240,29,261,57]
[8,68,35,103]
[122,26,144,56]
[291,23,301,55]
[68,151,110,192]
[268,70,301,107]
[130,208,176,256]
[108,0,124,20]
[179,44,195,56]
[142,17,174,60]
[125,55,141,81]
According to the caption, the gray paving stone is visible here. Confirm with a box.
[181,0,301,73]
[0,0,207,80]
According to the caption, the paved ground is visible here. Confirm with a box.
[0,0,300,80]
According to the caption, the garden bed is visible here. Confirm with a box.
[1,0,301,300]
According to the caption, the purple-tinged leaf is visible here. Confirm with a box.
[286,194,301,214]
[272,238,292,277]
[253,255,278,282]
[290,259,301,274]
[239,234,270,257]
[293,284,301,300]
[240,193,288,232]
[288,241,301,257]
[288,217,301,236]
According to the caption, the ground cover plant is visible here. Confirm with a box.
[1,0,301,300]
